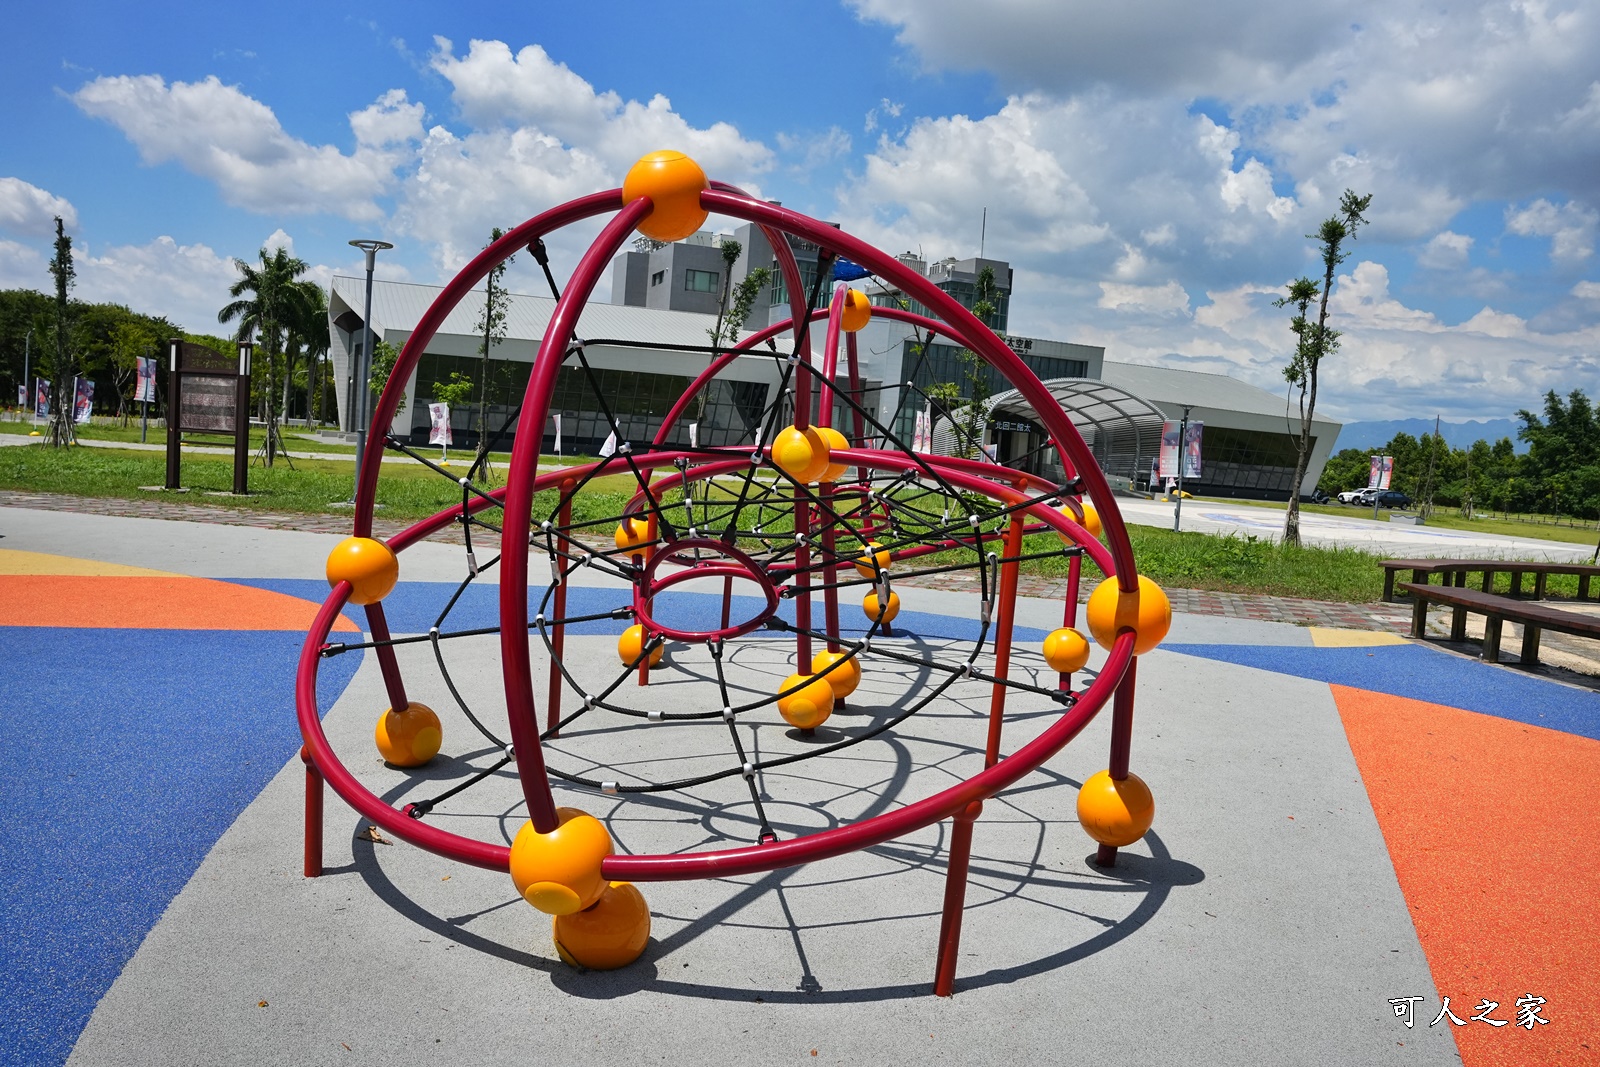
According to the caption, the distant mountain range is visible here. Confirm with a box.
[1331,418,1527,453]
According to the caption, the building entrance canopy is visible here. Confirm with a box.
[986,378,1167,485]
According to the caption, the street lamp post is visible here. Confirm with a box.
[1172,404,1192,533]
[348,239,394,499]
[21,328,33,425]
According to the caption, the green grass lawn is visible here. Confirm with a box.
[7,443,1592,603]
[0,442,636,526]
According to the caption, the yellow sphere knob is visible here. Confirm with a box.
[1085,575,1171,655]
[614,516,654,557]
[553,881,652,970]
[1057,500,1102,541]
[1042,627,1091,674]
[840,288,872,332]
[510,808,614,915]
[1076,770,1155,847]
[810,649,862,698]
[863,589,901,624]
[776,672,835,729]
[771,424,829,483]
[817,425,850,482]
[853,541,891,578]
[622,151,709,242]
[326,536,398,605]
[374,702,442,766]
[617,623,663,668]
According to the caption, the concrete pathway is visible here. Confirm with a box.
[1119,496,1595,562]
[6,502,1598,1065]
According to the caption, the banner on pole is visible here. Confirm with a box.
[599,431,618,457]
[1158,420,1203,479]
[16,383,23,407]
[135,356,158,403]
[428,403,452,446]
[73,378,94,423]
[34,378,49,418]
[553,413,562,454]
[1368,455,1393,490]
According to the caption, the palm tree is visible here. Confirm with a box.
[286,281,329,427]
[218,247,313,466]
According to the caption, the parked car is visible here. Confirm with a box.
[1337,487,1368,504]
[1372,489,1412,509]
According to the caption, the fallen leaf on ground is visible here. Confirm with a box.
[358,826,391,845]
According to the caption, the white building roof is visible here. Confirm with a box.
[1097,360,1339,428]
[329,276,728,350]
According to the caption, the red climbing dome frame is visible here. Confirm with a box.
[296,173,1154,997]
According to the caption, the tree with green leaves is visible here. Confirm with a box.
[367,340,406,416]
[1275,189,1372,545]
[473,227,514,479]
[109,318,159,424]
[46,216,76,447]
[218,246,314,467]
[289,281,329,427]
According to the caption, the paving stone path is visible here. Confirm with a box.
[1,488,1416,633]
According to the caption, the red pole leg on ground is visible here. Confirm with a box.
[934,800,983,996]
[301,744,323,878]
[1095,657,1139,868]
[936,508,1026,995]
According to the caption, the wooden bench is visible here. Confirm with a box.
[1399,581,1600,666]
[1381,558,1600,603]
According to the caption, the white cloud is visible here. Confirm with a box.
[838,96,1114,259]
[0,238,47,290]
[847,0,1357,98]
[1574,279,1600,300]
[1088,262,1600,422]
[1505,198,1598,264]
[852,0,1600,244]
[1141,223,1176,247]
[1097,280,1190,314]
[0,178,77,235]
[1219,158,1297,222]
[776,127,853,170]
[1418,230,1473,269]
[74,235,240,332]
[393,123,615,277]
[70,75,423,220]
[428,38,773,180]
[262,228,294,255]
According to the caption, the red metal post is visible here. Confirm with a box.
[933,801,982,996]
[1061,553,1082,691]
[935,507,1024,994]
[363,601,409,712]
[301,745,323,878]
[984,511,1027,766]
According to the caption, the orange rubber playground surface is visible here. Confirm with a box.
[1334,685,1599,1067]
[2,511,1597,1066]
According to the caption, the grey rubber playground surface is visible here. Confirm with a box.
[1,508,1460,1065]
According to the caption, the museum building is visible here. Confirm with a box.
[326,234,1339,499]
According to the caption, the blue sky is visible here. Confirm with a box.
[3,1,1598,422]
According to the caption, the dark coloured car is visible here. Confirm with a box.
[1372,490,1412,509]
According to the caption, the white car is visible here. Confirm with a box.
[1337,488,1368,504]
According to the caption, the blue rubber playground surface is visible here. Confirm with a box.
[3,527,1597,1067]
